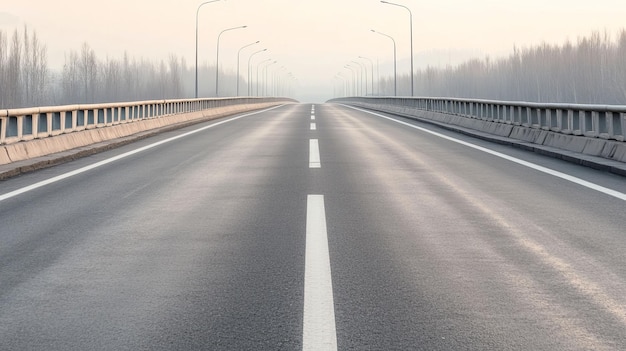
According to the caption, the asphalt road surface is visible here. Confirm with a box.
[1,103,625,350]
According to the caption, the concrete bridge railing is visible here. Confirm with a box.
[0,97,294,145]
[329,96,626,166]
[330,96,626,141]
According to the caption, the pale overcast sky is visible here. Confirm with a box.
[1,0,625,102]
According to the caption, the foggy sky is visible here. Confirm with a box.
[1,0,625,102]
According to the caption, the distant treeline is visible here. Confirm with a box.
[378,30,626,105]
[0,26,243,109]
[3,26,626,108]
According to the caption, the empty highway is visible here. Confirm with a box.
[1,103,626,350]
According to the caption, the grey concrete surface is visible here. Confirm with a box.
[1,103,625,350]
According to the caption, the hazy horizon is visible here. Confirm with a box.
[2,0,625,102]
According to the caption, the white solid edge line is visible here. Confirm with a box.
[303,194,337,351]
[309,139,321,168]
[342,104,626,202]
[0,105,286,203]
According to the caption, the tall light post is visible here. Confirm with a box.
[237,40,259,96]
[247,48,267,96]
[256,59,273,96]
[359,56,375,96]
[264,61,278,96]
[195,0,221,98]
[216,25,247,96]
[352,60,368,96]
[344,65,357,96]
[371,29,397,96]
[381,1,413,96]
[273,66,285,96]
[347,63,361,96]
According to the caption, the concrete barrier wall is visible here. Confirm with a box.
[0,100,289,166]
[333,98,626,164]
[0,97,295,145]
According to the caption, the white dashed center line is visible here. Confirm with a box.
[303,194,337,351]
[309,139,321,168]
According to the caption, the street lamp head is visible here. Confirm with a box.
[370,29,376,33]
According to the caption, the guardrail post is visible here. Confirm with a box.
[0,117,5,144]
[581,110,593,136]
[529,108,539,128]
[537,108,550,130]
[503,105,511,124]
[30,114,38,138]
[546,109,555,131]
[598,111,609,138]
[589,111,600,138]
[617,113,625,141]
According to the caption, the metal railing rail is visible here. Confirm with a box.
[0,97,295,145]
[330,96,626,142]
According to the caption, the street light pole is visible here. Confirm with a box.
[256,59,272,96]
[216,25,247,97]
[264,61,277,96]
[247,49,267,96]
[344,65,356,96]
[371,29,397,96]
[381,1,413,96]
[358,56,375,96]
[237,41,259,96]
[352,60,367,96]
[273,66,285,96]
[195,0,221,99]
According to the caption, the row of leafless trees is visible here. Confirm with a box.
[1,26,244,109]
[59,44,186,104]
[376,30,626,105]
[0,27,48,108]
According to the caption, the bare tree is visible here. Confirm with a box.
[79,42,98,103]
[6,29,22,108]
[0,30,7,107]
[62,51,76,104]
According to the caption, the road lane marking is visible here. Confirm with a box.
[343,105,626,202]
[303,195,337,351]
[311,123,317,131]
[0,105,287,203]
[309,139,321,168]
[311,115,315,120]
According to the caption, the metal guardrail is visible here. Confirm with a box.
[0,97,294,145]
[330,97,626,142]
